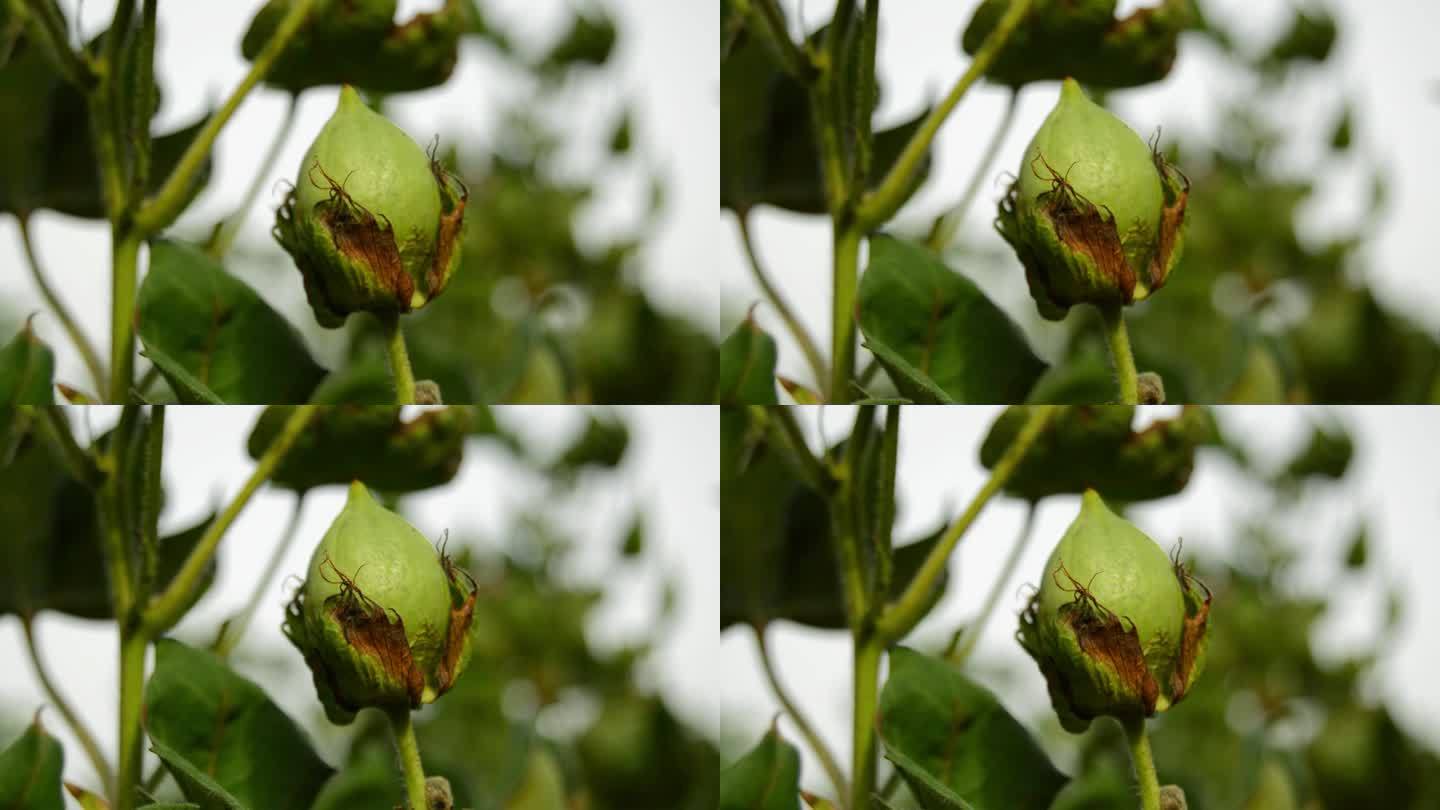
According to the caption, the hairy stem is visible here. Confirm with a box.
[142,406,318,634]
[380,313,417,405]
[17,214,107,394]
[830,226,861,403]
[21,616,115,799]
[754,625,849,804]
[208,93,300,259]
[135,0,318,234]
[138,405,165,599]
[928,88,1020,251]
[857,0,1033,229]
[115,631,147,810]
[388,709,429,810]
[108,229,141,403]
[1123,716,1163,810]
[1099,304,1139,404]
[877,406,1056,642]
[850,638,882,810]
[736,212,828,391]
[946,499,1038,665]
[214,491,307,658]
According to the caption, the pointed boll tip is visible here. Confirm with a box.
[346,480,373,504]
[337,85,365,111]
[1080,488,1107,512]
[1059,77,1086,103]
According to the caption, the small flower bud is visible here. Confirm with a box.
[997,79,1188,320]
[1018,490,1209,732]
[284,481,475,724]
[274,87,467,328]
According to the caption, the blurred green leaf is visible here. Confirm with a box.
[857,235,1046,403]
[719,319,779,405]
[145,639,333,810]
[247,406,470,493]
[552,415,629,474]
[137,241,326,405]
[878,648,1067,810]
[1280,422,1353,482]
[0,718,64,810]
[719,728,799,810]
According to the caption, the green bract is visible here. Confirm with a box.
[1019,490,1209,732]
[274,87,467,328]
[284,481,475,724]
[997,79,1188,320]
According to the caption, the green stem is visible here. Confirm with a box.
[852,0,879,187]
[1099,304,1139,404]
[928,88,1020,251]
[21,616,115,799]
[856,0,1034,229]
[134,0,318,234]
[850,638,882,810]
[387,709,429,810]
[871,405,899,603]
[20,0,95,88]
[829,226,861,403]
[380,313,417,404]
[736,211,828,391]
[214,491,307,659]
[142,406,318,634]
[39,406,97,485]
[876,406,1056,642]
[138,405,164,598]
[946,499,1038,665]
[762,405,830,493]
[208,93,300,259]
[754,625,849,804]
[749,0,813,81]
[115,630,147,810]
[17,214,107,395]
[1123,716,1162,810]
[108,229,141,403]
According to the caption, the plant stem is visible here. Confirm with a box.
[830,226,861,403]
[1099,304,1139,404]
[850,638,882,810]
[208,93,300,259]
[138,405,164,598]
[214,491,307,658]
[749,0,813,81]
[17,214,107,394]
[380,313,417,404]
[856,0,1033,229]
[21,616,115,799]
[20,0,95,88]
[1123,716,1162,810]
[946,499,1038,666]
[754,625,849,804]
[871,405,899,602]
[108,229,141,403]
[387,709,429,810]
[927,88,1020,251]
[877,406,1056,642]
[115,630,147,810]
[736,212,828,391]
[142,406,317,634]
[134,0,318,234]
[763,405,830,493]
[40,406,97,485]
[852,0,879,187]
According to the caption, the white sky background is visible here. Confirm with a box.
[720,406,1440,794]
[0,0,720,388]
[720,0,1440,390]
[0,406,719,798]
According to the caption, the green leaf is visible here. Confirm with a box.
[551,415,629,474]
[138,805,202,810]
[145,639,333,810]
[0,324,56,405]
[505,747,568,810]
[878,648,1067,810]
[720,14,932,215]
[719,729,800,810]
[247,406,470,493]
[64,783,111,810]
[307,748,395,810]
[137,240,326,404]
[0,718,65,810]
[1281,423,1353,482]
[719,319,779,405]
[858,235,1046,403]
[979,405,1214,503]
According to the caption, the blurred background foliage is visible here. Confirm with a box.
[720,409,1440,809]
[0,405,716,809]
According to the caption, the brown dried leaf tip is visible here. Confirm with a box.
[1052,561,1160,716]
[435,538,477,694]
[320,555,425,707]
[1167,543,1211,703]
[309,160,415,308]
[1032,153,1138,302]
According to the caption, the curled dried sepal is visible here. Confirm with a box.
[284,482,477,724]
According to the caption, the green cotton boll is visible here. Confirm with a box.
[285,481,475,724]
[1020,490,1210,732]
[998,79,1189,320]
[275,86,467,328]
